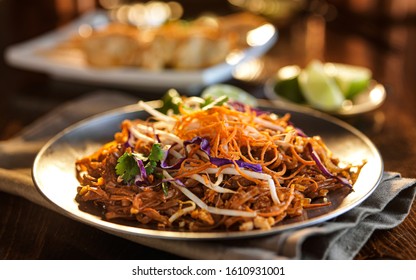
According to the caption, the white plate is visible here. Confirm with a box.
[264,74,386,117]
[32,101,383,240]
[5,10,278,93]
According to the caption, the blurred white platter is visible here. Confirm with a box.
[5,10,278,93]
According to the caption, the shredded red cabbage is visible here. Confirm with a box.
[184,137,211,154]
[161,136,262,172]
[307,143,352,188]
[160,144,184,169]
[160,137,208,170]
[210,157,262,173]
[133,157,148,185]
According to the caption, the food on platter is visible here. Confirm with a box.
[47,12,269,70]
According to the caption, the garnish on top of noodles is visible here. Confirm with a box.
[75,92,365,231]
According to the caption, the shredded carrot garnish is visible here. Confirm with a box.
[175,161,213,179]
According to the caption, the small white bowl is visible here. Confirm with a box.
[264,72,386,117]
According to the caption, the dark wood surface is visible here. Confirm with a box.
[1,0,415,259]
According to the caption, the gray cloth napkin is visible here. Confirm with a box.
[1,91,415,260]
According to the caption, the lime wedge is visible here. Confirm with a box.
[273,65,305,104]
[201,84,258,107]
[298,60,345,111]
[324,62,372,99]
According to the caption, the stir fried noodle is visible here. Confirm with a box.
[75,96,365,231]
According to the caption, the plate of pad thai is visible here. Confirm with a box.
[33,92,383,239]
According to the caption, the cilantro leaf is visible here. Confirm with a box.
[145,161,157,175]
[145,143,164,176]
[148,143,164,162]
[115,152,140,183]
[115,144,165,185]
[201,96,214,108]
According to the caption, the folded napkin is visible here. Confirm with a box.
[1,91,415,260]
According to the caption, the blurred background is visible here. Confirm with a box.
[1,0,416,139]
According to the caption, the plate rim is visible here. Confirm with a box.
[32,101,384,240]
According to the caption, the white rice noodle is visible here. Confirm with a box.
[138,101,177,123]
[153,121,174,130]
[204,167,271,180]
[129,127,155,143]
[203,167,280,205]
[273,140,291,149]
[189,174,235,194]
[196,150,210,161]
[184,96,205,106]
[168,201,196,223]
[267,178,280,205]
[284,130,295,143]
[169,149,184,159]
[163,171,257,218]
[134,123,183,145]
[254,117,284,132]
[213,173,224,186]
[243,126,266,139]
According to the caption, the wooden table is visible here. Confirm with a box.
[1,0,415,259]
